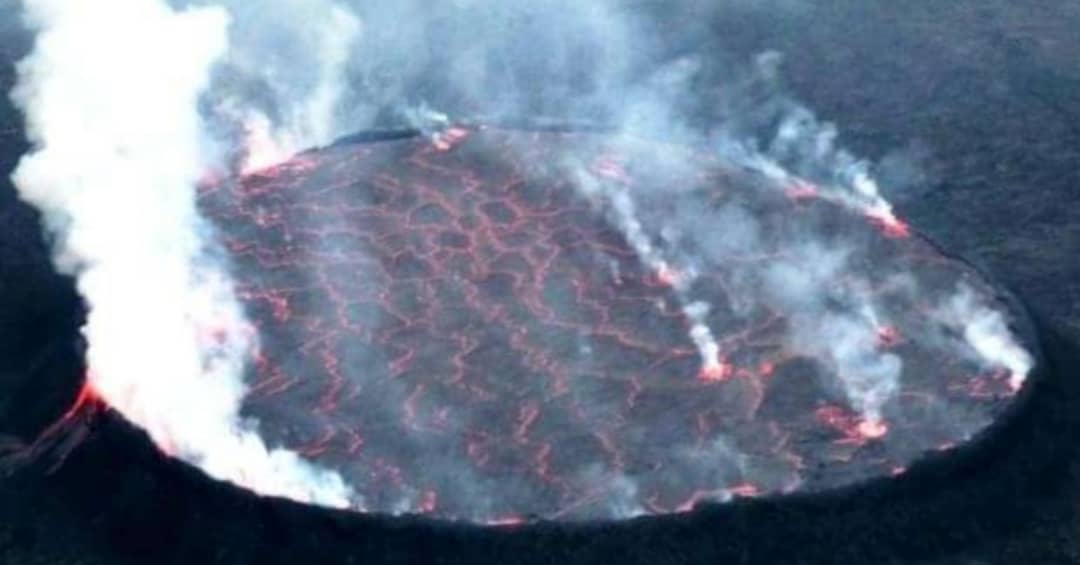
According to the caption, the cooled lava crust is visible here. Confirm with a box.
[196,127,1030,522]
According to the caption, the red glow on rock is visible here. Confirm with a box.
[488,515,526,527]
[591,155,633,184]
[62,379,102,423]
[433,127,470,151]
[815,405,888,443]
[699,359,734,382]
[241,120,292,175]
[674,489,727,512]
[856,419,888,440]
[419,490,438,513]
[1008,373,1025,393]
[728,482,760,498]
[656,263,680,287]
[876,325,900,348]
[867,210,911,239]
[786,181,820,201]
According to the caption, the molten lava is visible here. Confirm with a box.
[194,127,1029,521]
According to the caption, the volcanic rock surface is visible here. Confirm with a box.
[196,127,1031,521]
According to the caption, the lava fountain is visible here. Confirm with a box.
[195,126,1033,522]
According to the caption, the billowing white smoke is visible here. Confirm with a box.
[206,0,362,172]
[716,100,908,236]
[11,0,350,507]
[936,284,1034,391]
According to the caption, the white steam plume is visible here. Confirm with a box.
[937,284,1034,391]
[204,0,362,173]
[759,242,900,425]
[571,155,728,380]
[11,0,350,507]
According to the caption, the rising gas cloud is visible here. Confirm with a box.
[10,0,350,507]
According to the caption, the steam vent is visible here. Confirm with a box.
[197,127,1034,522]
